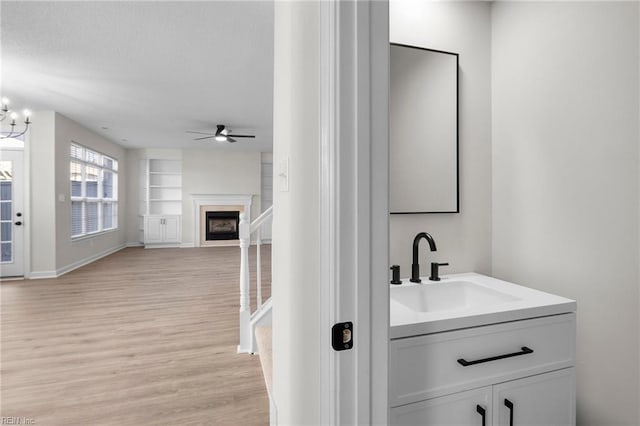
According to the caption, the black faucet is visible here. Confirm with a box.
[410,232,437,283]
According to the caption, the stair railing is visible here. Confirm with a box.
[238,206,273,353]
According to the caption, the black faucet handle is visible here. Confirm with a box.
[429,262,449,281]
[390,265,402,285]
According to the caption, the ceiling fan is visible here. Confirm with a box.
[187,125,255,143]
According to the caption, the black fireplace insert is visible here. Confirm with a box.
[206,211,240,240]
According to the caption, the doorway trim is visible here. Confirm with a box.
[318,1,389,424]
[0,134,31,279]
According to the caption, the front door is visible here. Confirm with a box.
[0,149,25,278]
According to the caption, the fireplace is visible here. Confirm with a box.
[206,211,240,241]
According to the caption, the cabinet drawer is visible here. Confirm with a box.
[390,313,575,407]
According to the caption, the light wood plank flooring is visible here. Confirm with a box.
[1,246,271,425]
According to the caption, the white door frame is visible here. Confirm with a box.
[319,1,389,424]
[0,135,30,279]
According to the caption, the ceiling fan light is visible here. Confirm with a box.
[215,135,227,142]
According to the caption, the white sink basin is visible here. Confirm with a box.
[391,280,520,313]
[389,273,577,338]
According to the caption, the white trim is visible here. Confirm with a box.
[318,1,390,424]
[29,243,126,279]
[190,194,252,248]
[1,139,29,279]
[180,242,195,248]
[126,241,144,247]
[29,270,58,280]
[143,243,181,249]
[23,133,31,279]
[319,0,339,423]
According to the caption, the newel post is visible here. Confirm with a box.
[237,211,251,353]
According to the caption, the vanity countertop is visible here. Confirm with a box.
[390,272,576,339]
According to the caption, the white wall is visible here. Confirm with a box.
[54,113,127,272]
[389,1,493,276]
[272,1,321,423]
[29,111,57,274]
[181,149,261,245]
[124,148,143,245]
[28,112,127,276]
[491,2,639,425]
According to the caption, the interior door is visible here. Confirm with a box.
[0,149,25,277]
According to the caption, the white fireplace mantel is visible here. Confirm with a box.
[191,194,252,247]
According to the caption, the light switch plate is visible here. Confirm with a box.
[278,158,289,192]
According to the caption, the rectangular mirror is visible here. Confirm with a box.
[390,43,459,214]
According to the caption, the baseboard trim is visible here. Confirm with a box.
[126,241,144,247]
[27,270,58,279]
[180,243,195,248]
[30,244,126,279]
[143,243,182,249]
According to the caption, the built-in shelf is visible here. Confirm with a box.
[140,158,183,245]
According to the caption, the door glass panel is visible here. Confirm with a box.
[0,160,12,263]
[1,243,11,262]
[0,181,11,200]
[0,203,10,221]
[0,222,11,241]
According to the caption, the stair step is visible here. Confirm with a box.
[255,325,273,397]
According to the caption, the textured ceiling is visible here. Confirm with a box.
[1,1,274,151]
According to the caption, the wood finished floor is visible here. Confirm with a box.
[1,246,271,426]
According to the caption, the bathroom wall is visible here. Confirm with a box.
[389,1,493,277]
[491,2,639,425]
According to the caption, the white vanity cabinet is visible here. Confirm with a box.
[390,313,576,426]
[492,368,575,426]
[391,386,493,425]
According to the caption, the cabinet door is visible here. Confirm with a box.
[163,215,181,243]
[493,368,575,426]
[390,387,492,426]
[144,216,163,243]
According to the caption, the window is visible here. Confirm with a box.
[70,143,118,238]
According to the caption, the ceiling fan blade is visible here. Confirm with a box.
[194,136,215,140]
[229,134,255,138]
[186,131,215,135]
[227,137,237,143]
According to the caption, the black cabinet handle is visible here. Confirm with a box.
[476,405,486,426]
[457,346,533,367]
[14,221,22,226]
[504,399,514,426]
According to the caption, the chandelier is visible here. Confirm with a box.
[1,97,32,139]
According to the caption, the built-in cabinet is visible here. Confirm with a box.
[140,159,182,247]
[390,314,576,425]
[143,215,181,245]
